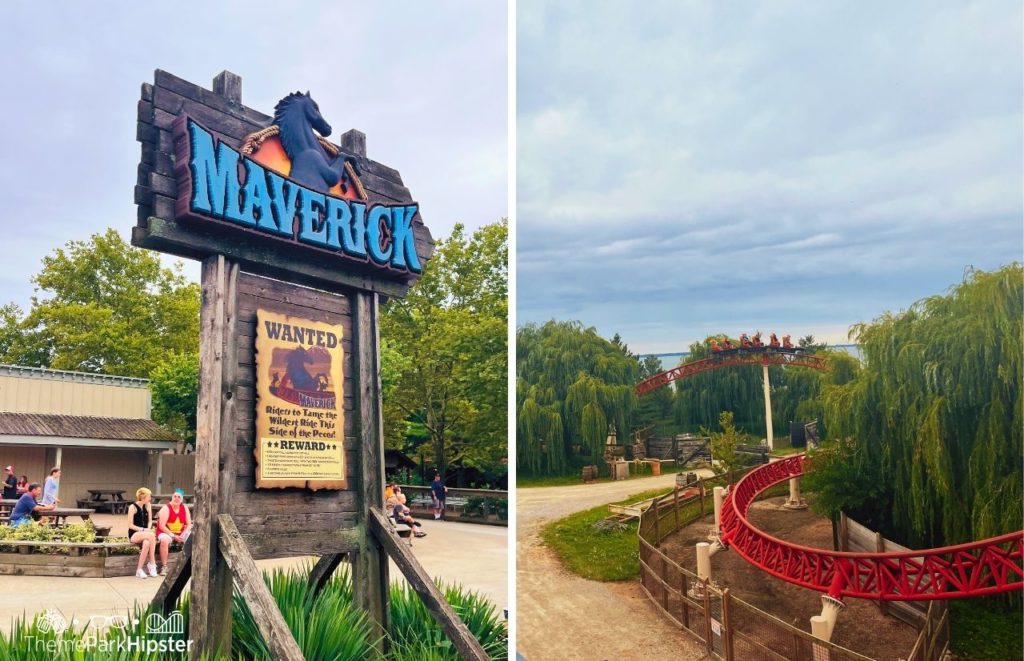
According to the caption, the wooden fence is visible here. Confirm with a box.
[637,471,949,660]
[839,513,950,658]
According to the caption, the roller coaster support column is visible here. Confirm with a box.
[695,540,727,584]
[762,364,774,451]
[710,486,726,539]
[784,476,807,510]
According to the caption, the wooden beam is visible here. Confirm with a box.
[368,508,488,661]
[132,217,412,298]
[240,530,361,559]
[151,538,193,614]
[352,291,389,650]
[190,255,234,658]
[218,514,303,660]
[307,553,347,597]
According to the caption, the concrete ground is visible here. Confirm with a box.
[0,514,506,635]
[516,471,714,661]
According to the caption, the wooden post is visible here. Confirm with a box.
[703,582,714,655]
[219,515,303,660]
[190,255,237,658]
[653,498,661,547]
[721,588,734,661]
[151,538,192,614]
[680,572,690,629]
[352,291,389,650]
[839,512,849,552]
[673,488,680,532]
[875,532,888,616]
[308,553,347,597]
[369,508,488,661]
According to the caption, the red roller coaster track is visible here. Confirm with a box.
[719,454,1024,601]
[635,351,830,396]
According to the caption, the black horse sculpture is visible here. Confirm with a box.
[274,91,361,193]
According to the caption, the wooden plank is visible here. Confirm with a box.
[369,508,488,661]
[191,254,233,658]
[0,563,104,578]
[230,512,358,535]
[352,291,389,650]
[152,538,193,614]
[240,529,361,559]
[307,553,347,596]
[0,552,101,567]
[218,514,304,660]
[132,218,412,299]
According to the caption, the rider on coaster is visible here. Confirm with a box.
[782,334,794,350]
[752,332,764,348]
[710,339,721,353]
[769,333,780,348]
[740,333,752,349]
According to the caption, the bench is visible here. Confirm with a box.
[387,513,414,547]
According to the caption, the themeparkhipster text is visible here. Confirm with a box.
[179,118,422,274]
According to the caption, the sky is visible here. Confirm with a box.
[517,1,1023,354]
[0,2,507,311]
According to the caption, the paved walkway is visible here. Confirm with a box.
[516,472,713,660]
[0,517,506,635]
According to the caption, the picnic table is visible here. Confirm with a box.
[79,489,129,514]
[0,500,95,526]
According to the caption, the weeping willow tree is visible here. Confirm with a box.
[816,264,1022,548]
[517,321,639,476]
[673,336,853,438]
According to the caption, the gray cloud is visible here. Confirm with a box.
[517,0,1022,352]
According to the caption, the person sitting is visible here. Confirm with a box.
[709,339,721,353]
[752,332,764,348]
[740,333,752,348]
[769,333,780,348]
[15,475,28,495]
[155,488,192,576]
[782,334,794,350]
[392,500,426,538]
[127,487,158,579]
[9,483,55,526]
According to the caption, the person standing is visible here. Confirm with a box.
[16,475,28,495]
[42,467,61,506]
[2,466,17,500]
[431,473,448,520]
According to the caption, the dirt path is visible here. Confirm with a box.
[516,474,712,660]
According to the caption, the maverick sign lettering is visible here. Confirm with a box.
[255,310,347,489]
[174,115,422,277]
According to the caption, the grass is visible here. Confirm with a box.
[948,598,1023,661]
[540,487,675,581]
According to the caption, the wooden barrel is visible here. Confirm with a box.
[581,465,598,482]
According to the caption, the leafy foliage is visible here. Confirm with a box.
[817,265,1022,547]
[381,221,508,478]
[149,351,199,444]
[702,411,745,475]
[0,229,200,378]
[516,320,638,476]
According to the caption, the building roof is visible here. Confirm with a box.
[0,364,150,388]
[0,412,178,450]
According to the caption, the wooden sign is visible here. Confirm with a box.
[254,309,346,490]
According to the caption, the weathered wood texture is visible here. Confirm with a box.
[230,272,359,552]
[190,255,235,658]
[152,538,193,614]
[219,514,304,661]
[307,552,347,596]
[369,508,488,661]
[132,69,434,295]
[352,291,389,650]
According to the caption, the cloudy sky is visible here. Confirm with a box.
[517,1,1023,354]
[0,2,506,311]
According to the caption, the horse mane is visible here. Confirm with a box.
[273,91,317,161]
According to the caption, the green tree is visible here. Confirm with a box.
[816,264,1022,547]
[380,220,508,479]
[703,410,744,475]
[150,352,199,444]
[0,229,200,378]
[517,320,639,476]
